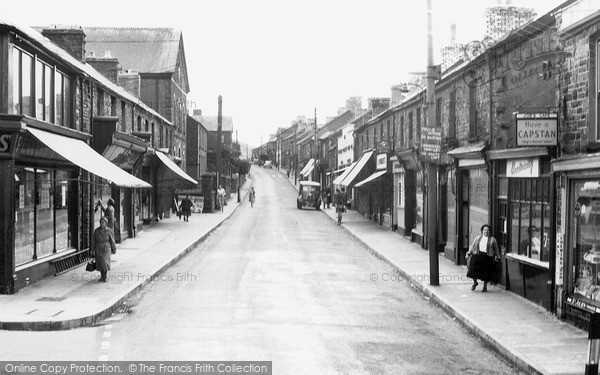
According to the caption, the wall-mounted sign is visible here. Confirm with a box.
[376,153,388,171]
[507,158,540,178]
[392,161,403,173]
[516,113,558,147]
[420,127,442,162]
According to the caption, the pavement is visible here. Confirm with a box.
[0,167,591,375]
[279,167,589,375]
[0,180,252,331]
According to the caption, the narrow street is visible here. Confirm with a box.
[0,166,524,374]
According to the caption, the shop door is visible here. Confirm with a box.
[457,170,470,265]
[497,200,508,285]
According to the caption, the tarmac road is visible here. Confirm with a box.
[0,166,526,374]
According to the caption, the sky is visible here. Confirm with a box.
[2,0,566,148]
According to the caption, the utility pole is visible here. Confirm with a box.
[314,108,317,182]
[426,0,439,286]
[294,124,298,185]
[216,95,223,192]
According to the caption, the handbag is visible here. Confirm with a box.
[86,260,96,272]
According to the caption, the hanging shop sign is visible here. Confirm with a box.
[516,113,558,147]
[376,153,388,171]
[507,158,540,178]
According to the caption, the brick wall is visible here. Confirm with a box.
[559,22,600,152]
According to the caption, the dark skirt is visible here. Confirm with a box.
[467,253,496,282]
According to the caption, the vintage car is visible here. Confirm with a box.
[297,180,321,210]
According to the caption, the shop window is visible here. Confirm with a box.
[508,178,550,263]
[14,167,76,266]
[571,180,600,301]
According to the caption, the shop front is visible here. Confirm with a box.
[92,117,149,241]
[490,147,554,309]
[340,150,374,213]
[447,143,488,265]
[553,153,600,329]
[0,115,151,294]
[151,150,198,219]
[394,148,421,243]
[353,153,391,226]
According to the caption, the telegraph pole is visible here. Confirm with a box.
[314,108,317,182]
[216,95,223,191]
[426,0,439,286]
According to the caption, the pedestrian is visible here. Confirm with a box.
[91,217,117,283]
[465,224,500,292]
[217,185,226,213]
[248,187,256,207]
[180,195,194,222]
[334,188,345,225]
[95,198,116,233]
[326,187,332,209]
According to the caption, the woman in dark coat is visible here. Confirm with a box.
[466,224,500,292]
[91,217,117,282]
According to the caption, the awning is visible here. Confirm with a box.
[102,133,148,170]
[333,162,357,185]
[302,163,315,177]
[155,151,198,184]
[28,127,152,188]
[340,150,374,187]
[354,170,387,189]
[447,142,486,159]
[299,158,315,176]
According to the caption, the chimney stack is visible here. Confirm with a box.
[86,52,120,83]
[42,26,86,62]
[117,70,141,98]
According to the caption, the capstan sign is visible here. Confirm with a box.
[516,113,558,147]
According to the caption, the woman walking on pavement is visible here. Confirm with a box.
[465,224,500,292]
[91,217,117,282]
[248,187,256,207]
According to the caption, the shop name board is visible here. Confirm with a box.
[420,127,442,162]
[0,134,11,153]
[507,158,539,178]
[516,113,558,147]
[566,296,600,313]
[376,153,388,171]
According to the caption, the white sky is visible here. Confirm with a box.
[2,0,565,147]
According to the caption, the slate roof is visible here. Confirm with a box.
[82,27,181,74]
[191,116,234,132]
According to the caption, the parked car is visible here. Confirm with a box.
[297,181,321,210]
[264,160,272,168]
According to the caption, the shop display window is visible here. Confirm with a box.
[571,180,600,301]
[14,166,76,266]
[508,178,550,263]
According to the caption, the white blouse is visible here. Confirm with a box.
[479,235,489,253]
